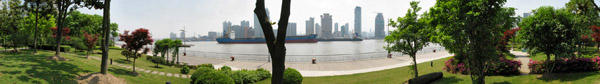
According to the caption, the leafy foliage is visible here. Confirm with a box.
[83,31,99,56]
[428,0,516,83]
[518,6,579,73]
[181,65,190,74]
[283,68,302,84]
[384,1,430,78]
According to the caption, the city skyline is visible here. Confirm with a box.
[76,0,575,38]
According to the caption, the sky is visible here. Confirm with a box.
[77,0,584,39]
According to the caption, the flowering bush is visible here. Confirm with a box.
[486,59,521,75]
[444,57,522,75]
[529,56,600,74]
[443,58,468,74]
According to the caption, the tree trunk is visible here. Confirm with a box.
[133,50,137,73]
[55,8,63,56]
[33,11,39,54]
[545,53,551,74]
[254,0,291,83]
[100,0,111,74]
[412,54,418,78]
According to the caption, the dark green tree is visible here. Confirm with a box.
[254,0,291,83]
[384,1,430,78]
[428,0,514,83]
[518,6,578,74]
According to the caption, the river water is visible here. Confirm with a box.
[181,39,443,55]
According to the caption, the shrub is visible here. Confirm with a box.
[283,68,302,84]
[529,57,600,74]
[150,56,164,64]
[228,70,260,84]
[444,57,521,75]
[443,58,468,74]
[190,67,216,84]
[187,65,199,69]
[60,45,72,52]
[194,71,234,84]
[256,68,271,80]
[486,59,521,75]
[221,66,232,71]
[181,66,190,74]
[199,64,214,69]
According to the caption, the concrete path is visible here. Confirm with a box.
[510,50,531,75]
[180,51,453,77]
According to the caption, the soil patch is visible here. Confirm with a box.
[77,72,127,84]
[46,55,70,61]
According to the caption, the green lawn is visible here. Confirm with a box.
[254,57,600,84]
[81,48,195,74]
[0,49,190,84]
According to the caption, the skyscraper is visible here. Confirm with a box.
[170,32,177,40]
[523,13,531,18]
[254,8,270,38]
[305,17,314,35]
[241,20,250,28]
[355,6,362,38]
[375,13,385,39]
[208,31,217,40]
[180,30,186,41]
[335,23,339,33]
[287,22,297,36]
[342,23,349,37]
[315,23,321,35]
[320,13,333,39]
[222,21,232,37]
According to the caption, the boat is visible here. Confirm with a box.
[216,34,318,44]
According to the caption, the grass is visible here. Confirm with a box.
[254,56,600,84]
[82,48,195,74]
[0,49,190,84]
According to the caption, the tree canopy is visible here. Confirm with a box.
[385,1,430,78]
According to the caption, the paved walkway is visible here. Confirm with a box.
[87,56,191,78]
[510,50,531,75]
[180,51,453,77]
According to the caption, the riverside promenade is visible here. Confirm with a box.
[179,51,453,77]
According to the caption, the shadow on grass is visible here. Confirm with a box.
[537,72,600,82]
[109,67,138,77]
[432,76,463,84]
[114,59,132,64]
[1,50,93,84]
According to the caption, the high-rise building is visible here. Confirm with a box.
[342,23,349,37]
[375,13,385,39]
[320,13,333,39]
[208,31,217,40]
[254,8,270,38]
[523,13,531,18]
[222,21,232,37]
[315,23,321,35]
[305,17,315,35]
[287,22,297,36]
[335,23,339,33]
[170,32,177,40]
[232,25,244,38]
[355,6,362,38]
[180,30,186,41]
[241,20,250,28]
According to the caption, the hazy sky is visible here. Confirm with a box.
[78,0,583,38]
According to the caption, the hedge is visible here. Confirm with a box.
[443,57,522,75]
[529,57,600,74]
